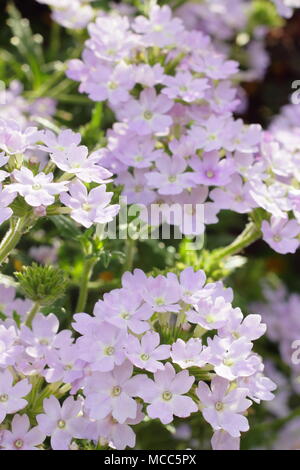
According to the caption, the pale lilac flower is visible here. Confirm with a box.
[189,116,228,152]
[0,119,39,155]
[134,64,165,87]
[201,336,261,381]
[190,152,234,186]
[249,181,290,218]
[193,54,238,80]
[77,322,127,372]
[211,430,240,450]
[169,187,212,236]
[196,376,251,437]
[223,121,262,153]
[91,405,144,450]
[187,296,234,330]
[162,72,209,102]
[145,155,192,195]
[125,331,170,372]
[8,167,68,207]
[142,274,181,312]
[178,267,206,304]
[49,145,112,184]
[209,81,240,114]
[37,396,88,450]
[93,289,153,334]
[40,129,81,154]
[20,313,73,360]
[0,414,45,450]
[138,362,197,424]
[0,324,23,367]
[60,180,120,228]
[29,244,59,265]
[43,344,83,384]
[84,62,135,105]
[119,88,173,136]
[133,5,184,47]
[210,175,256,214]
[0,370,31,424]
[114,137,165,169]
[262,216,300,254]
[0,152,9,182]
[84,361,146,423]
[218,310,266,342]
[117,169,156,205]
[238,371,276,404]
[171,338,205,369]
[0,184,16,225]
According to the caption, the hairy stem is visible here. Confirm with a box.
[75,257,97,313]
[122,238,136,273]
[25,301,41,328]
[212,221,261,261]
[0,216,32,266]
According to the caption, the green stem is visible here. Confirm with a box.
[25,301,41,328]
[122,238,136,273]
[0,216,32,266]
[75,257,97,313]
[212,221,261,261]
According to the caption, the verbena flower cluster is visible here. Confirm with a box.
[251,282,300,398]
[67,4,264,237]
[0,121,119,230]
[0,268,275,450]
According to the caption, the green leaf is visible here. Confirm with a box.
[50,215,82,239]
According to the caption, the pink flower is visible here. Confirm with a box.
[0,370,31,424]
[125,331,170,372]
[138,363,197,424]
[36,396,88,450]
[196,376,251,437]
[1,414,45,450]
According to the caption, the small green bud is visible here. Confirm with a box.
[15,264,68,306]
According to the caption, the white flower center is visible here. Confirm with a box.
[112,386,122,397]
[0,393,8,402]
[14,439,24,449]
[215,401,224,411]
[162,391,172,401]
[57,420,66,429]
